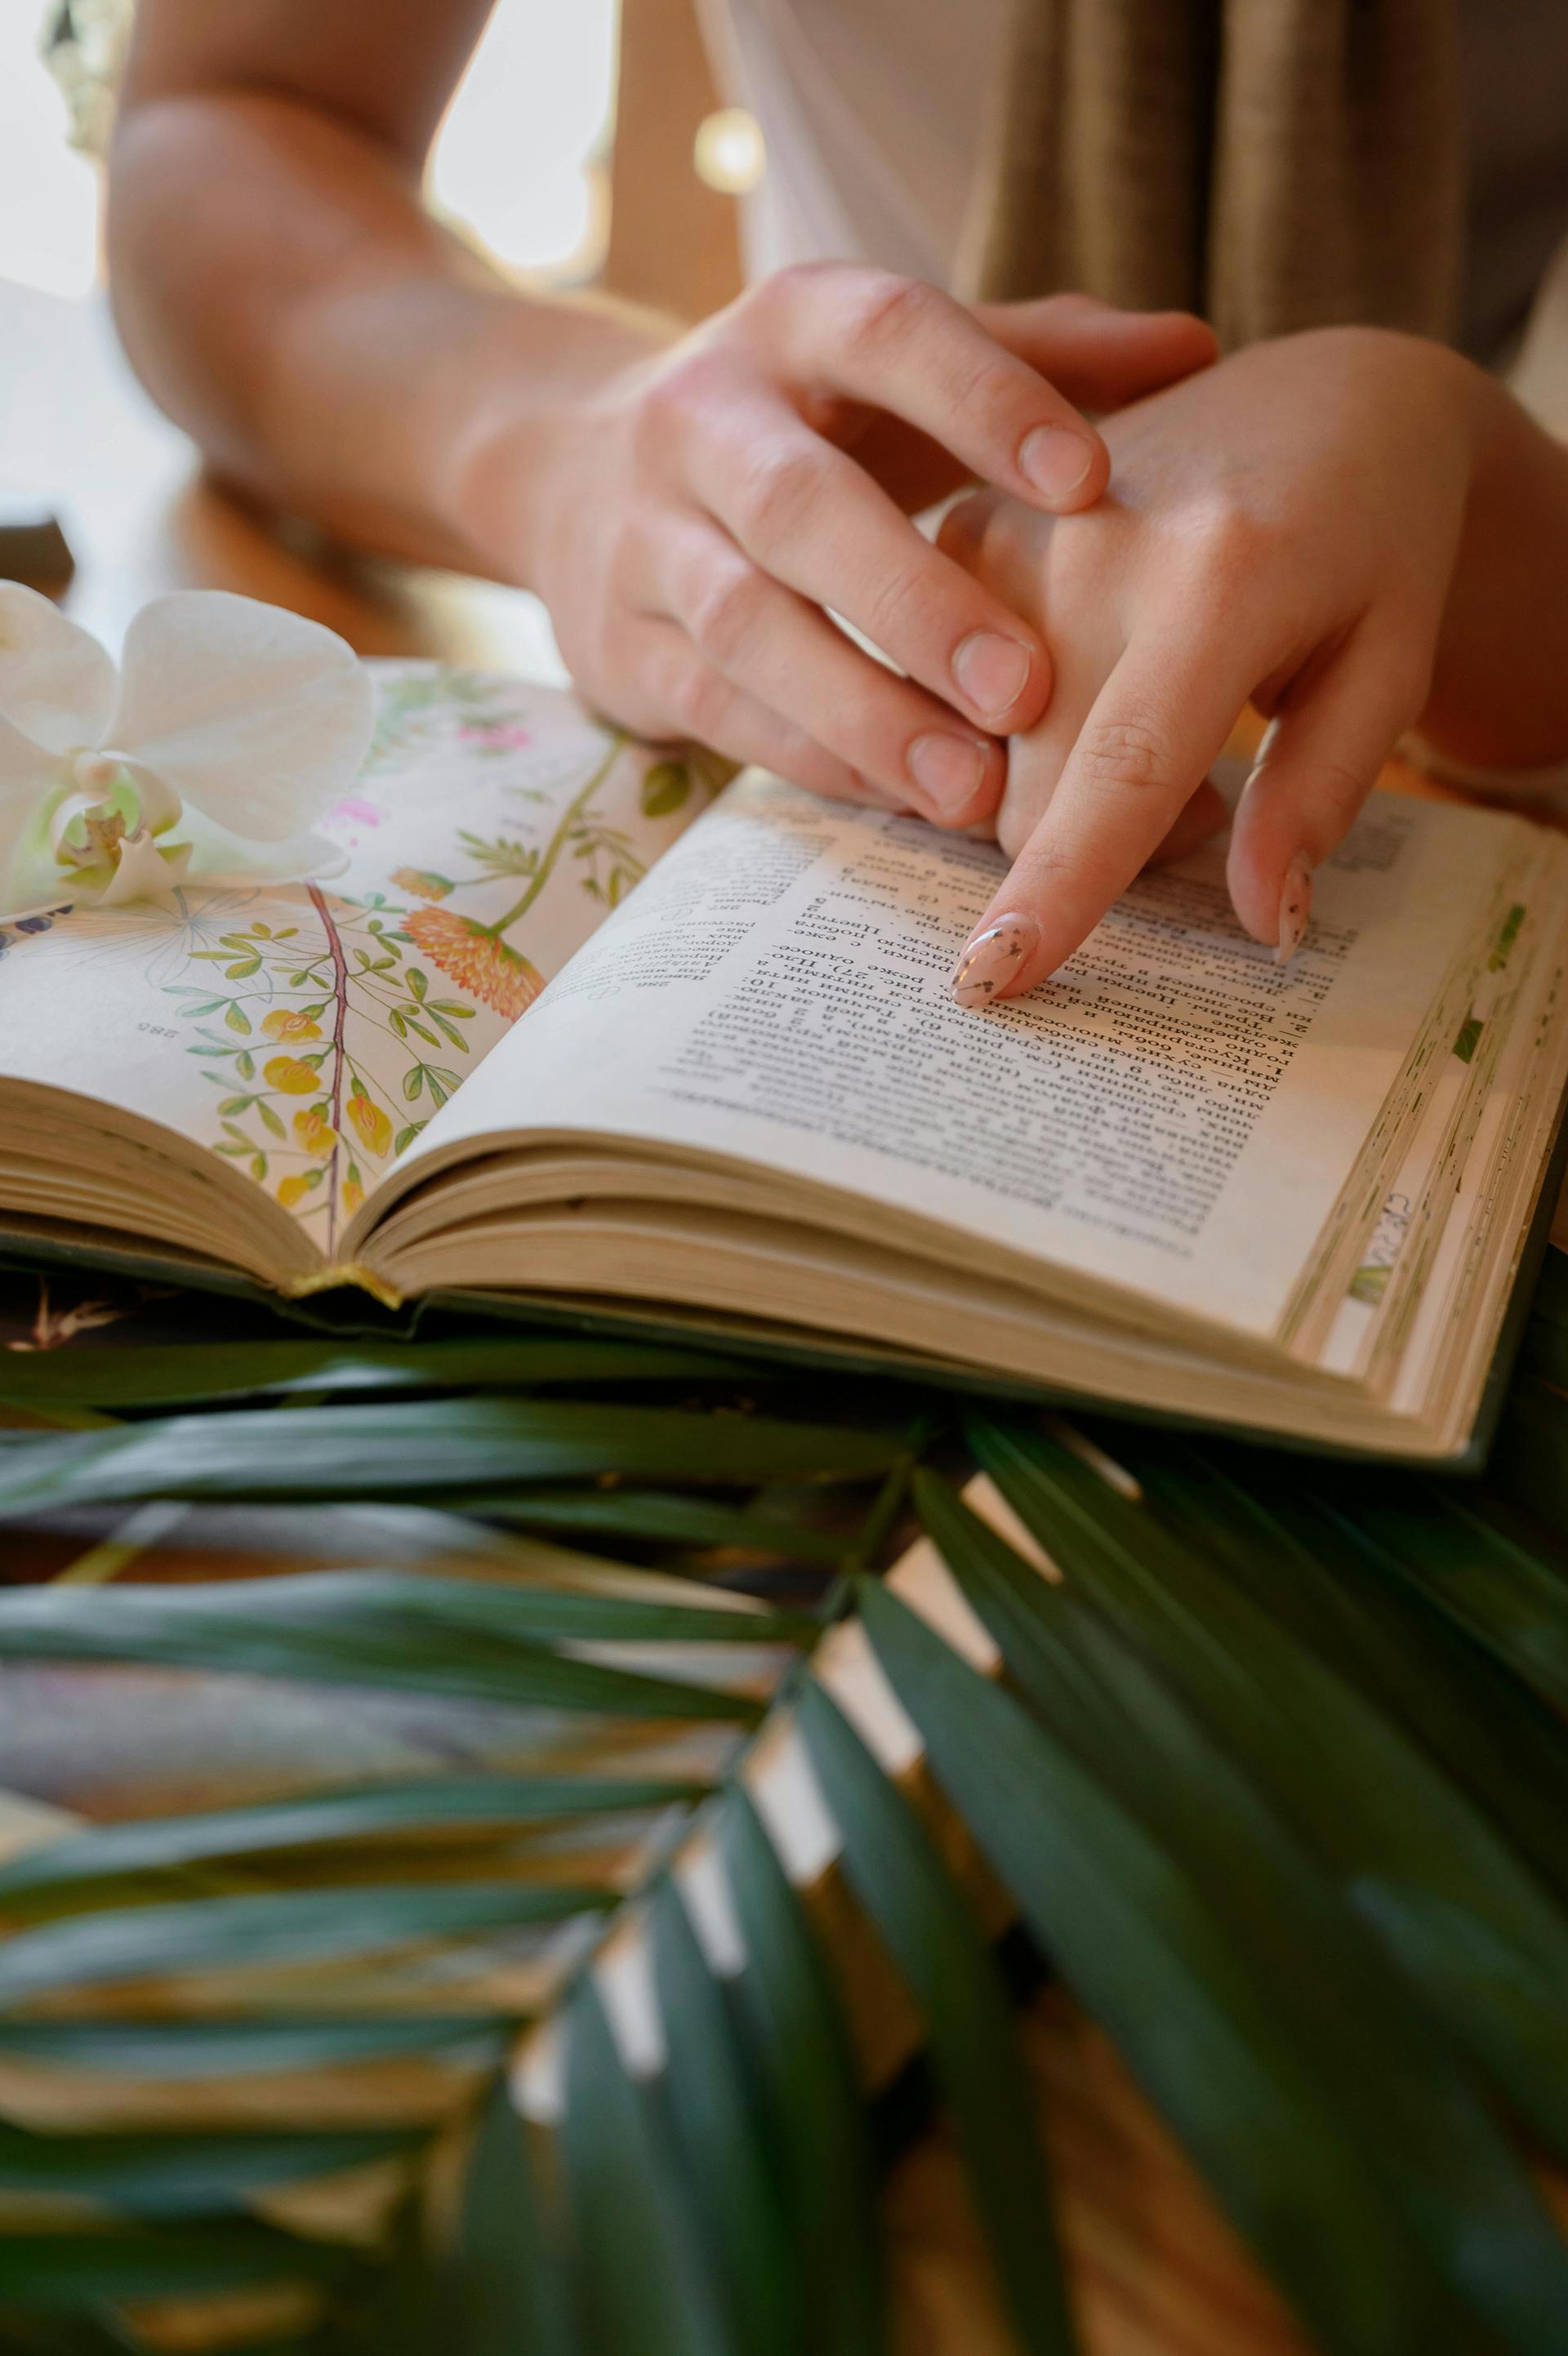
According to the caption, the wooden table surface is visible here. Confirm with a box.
[0,274,1322,2356]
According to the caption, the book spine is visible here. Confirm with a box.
[283,1263,405,1312]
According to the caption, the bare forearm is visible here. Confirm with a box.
[107,89,672,575]
[1426,371,1568,770]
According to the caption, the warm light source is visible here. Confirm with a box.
[425,0,617,281]
[693,107,765,196]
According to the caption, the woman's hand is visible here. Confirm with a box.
[940,327,1568,1007]
[471,272,1215,829]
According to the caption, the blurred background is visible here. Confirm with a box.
[0,0,100,296]
[0,0,748,316]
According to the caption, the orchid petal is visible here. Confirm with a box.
[0,710,69,915]
[176,802,350,888]
[0,585,117,757]
[105,593,376,844]
[92,831,191,910]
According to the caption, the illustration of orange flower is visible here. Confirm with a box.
[403,908,543,1019]
[262,1008,323,1042]
[346,1089,393,1158]
[292,1108,338,1158]
[277,1174,314,1210]
[343,1177,365,1216]
[390,866,454,901]
[263,1055,320,1095]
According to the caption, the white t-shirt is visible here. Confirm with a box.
[702,0,1568,369]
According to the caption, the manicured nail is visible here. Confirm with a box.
[951,914,1040,1008]
[952,630,1031,720]
[908,733,989,817]
[1019,425,1094,501]
[1276,854,1313,965]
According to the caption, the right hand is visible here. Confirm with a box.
[479,269,1216,827]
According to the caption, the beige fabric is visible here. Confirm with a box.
[958,0,1465,349]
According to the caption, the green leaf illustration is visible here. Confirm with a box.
[641,760,692,818]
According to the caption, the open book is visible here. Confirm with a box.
[2,662,1566,1462]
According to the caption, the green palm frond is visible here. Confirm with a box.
[964,1423,1568,2165]
[795,1680,1072,2356]
[0,1338,747,1414]
[1,1276,1568,2353]
[0,1396,909,1513]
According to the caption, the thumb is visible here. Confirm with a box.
[974,292,1218,416]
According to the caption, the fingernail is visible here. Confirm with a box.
[1276,854,1313,966]
[908,733,989,817]
[952,630,1031,720]
[1019,425,1094,501]
[951,914,1040,1008]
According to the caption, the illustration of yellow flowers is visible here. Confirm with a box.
[346,1087,393,1159]
[167,678,693,1253]
[262,1007,323,1042]
[292,1107,338,1158]
[263,1055,321,1096]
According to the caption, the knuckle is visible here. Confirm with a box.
[945,358,1019,449]
[1178,497,1287,585]
[1033,289,1107,329]
[748,260,836,320]
[668,661,728,739]
[606,524,654,610]
[1073,708,1178,796]
[1312,753,1380,815]
[842,269,942,364]
[689,562,771,665]
[734,441,830,549]
[861,554,931,652]
[835,688,898,759]
[633,355,723,458]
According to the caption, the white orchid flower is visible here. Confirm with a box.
[0,585,376,920]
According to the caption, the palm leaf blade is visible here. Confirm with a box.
[0,2119,418,2216]
[648,1873,800,2356]
[0,2015,511,2078]
[0,1337,747,1412]
[1333,1486,1568,1721]
[795,1678,1076,2356]
[0,1578,770,1725]
[0,1400,908,1516]
[1119,1437,1568,1910]
[559,1973,737,2356]
[461,1490,849,1562]
[448,2076,577,2356]
[0,2219,357,2306]
[858,1566,1568,2356]
[964,1427,1568,2167]
[0,1774,710,1909]
[0,1884,614,2010]
[717,1790,885,2356]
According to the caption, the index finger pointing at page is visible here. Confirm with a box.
[761,268,1111,513]
[951,639,1258,1007]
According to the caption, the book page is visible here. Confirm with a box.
[0,667,714,1262]
[386,771,1536,1345]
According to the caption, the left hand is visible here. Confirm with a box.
[938,327,1498,1005]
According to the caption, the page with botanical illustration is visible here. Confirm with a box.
[0,666,715,1260]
